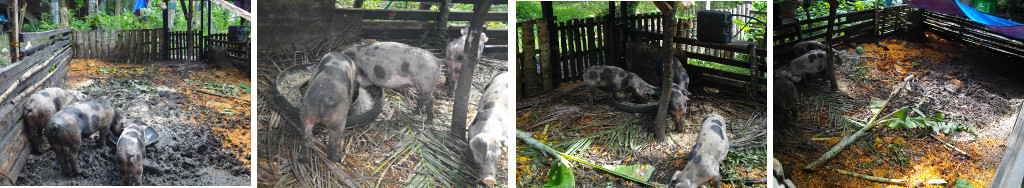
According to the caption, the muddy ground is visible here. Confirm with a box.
[515,82,768,187]
[774,33,1024,187]
[16,59,251,186]
[256,40,509,187]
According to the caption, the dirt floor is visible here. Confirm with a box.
[774,33,1024,187]
[256,41,509,187]
[16,59,251,185]
[515,82,768,187]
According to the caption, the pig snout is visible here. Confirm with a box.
[470,134,502,185]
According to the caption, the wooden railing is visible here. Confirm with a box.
[517,9,768,98]
[0,28,72,185]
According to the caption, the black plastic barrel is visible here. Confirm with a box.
[697,10,733,43]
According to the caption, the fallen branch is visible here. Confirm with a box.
[804,75,914,171]
[722,178,766,185]
[194,88,251,102]
[516,129,666,187]
[929,134,972,159]
[835,169,906,184]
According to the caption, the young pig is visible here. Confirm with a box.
[23,87,87,155]
[583,65,658,105]
[792,40,827,57]
[784,49,838,88]
[343,42,440,122]
[774,69,798,126]
[296,52,358,163]
[444,27,489,93]
[117,119,151,186]
[671,113,729,188]
[664,56,692,131]
[44,101,124,175]
[468,72,511,185]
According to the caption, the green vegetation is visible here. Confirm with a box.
[25,0,246,33]
[336,0,507,28]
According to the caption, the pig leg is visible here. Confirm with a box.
[327,120,344,162]
[297,122,314,163]
[26,119,44,155]
[827,54,839,90]
[712,175,723,188]
[416,83,436,122]
[52,144,70,174]
[587,87,596,107]
[68,140,82,175]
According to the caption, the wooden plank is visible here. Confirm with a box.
[991,104,1024,187]
[336,9,506,22]
[19,28,71,42]
[521,22,539,95]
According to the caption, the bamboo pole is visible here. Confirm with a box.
[803,75,914,171]
[835,169,906,184]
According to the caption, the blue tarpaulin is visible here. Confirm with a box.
[133,0,149,15]
[906,0,1024,39]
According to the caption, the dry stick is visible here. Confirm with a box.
[803,75,914,171]
[10,55,71,103]
[0,46,70,103]
[194,88,251,102]
[929,134,972,159]
[835,169,906,184]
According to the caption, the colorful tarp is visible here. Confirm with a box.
[906,0,1024,39]
[133,0,149,15]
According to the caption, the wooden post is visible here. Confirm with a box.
[874,7,881,41]
[543,1,559,88]
[607,2,616,66]
[9,0,20,62]
[826,0,839,90]
[654,2,676,142]
[451,0,493,140]
[747,43,758,99]
[163,5,170,60]
[538,19,553,92]
[438,0,450,33]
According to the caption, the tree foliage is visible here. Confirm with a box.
[24,0,246,33]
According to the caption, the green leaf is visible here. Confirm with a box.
[221,109,236,115]
[933,111,945,120]
[543,159,575,188]
[952,178,973,188]
[870,97,888,115]
[600,164,656,181]
[237,82,251,94]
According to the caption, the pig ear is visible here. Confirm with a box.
[461,27,469,36]
[480,32,489,44]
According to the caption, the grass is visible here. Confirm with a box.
[688,58,752,75]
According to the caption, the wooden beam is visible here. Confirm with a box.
[210,0,249,20]
[991,104,1024,187]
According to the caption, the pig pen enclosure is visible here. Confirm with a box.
[256,0,510,187]
[516,1,768,187]
[0,0,252,185]
[773,3,1024,187]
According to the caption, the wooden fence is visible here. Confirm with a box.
[773,7,881,62]
[922,9,1024,58]
[518,9,768,99]
[168,30,202,60]
[336,0,509,45]
[205,33,249,62]
[774,4,1024,61]
[72,29,163,63]
[0,28,73,185]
